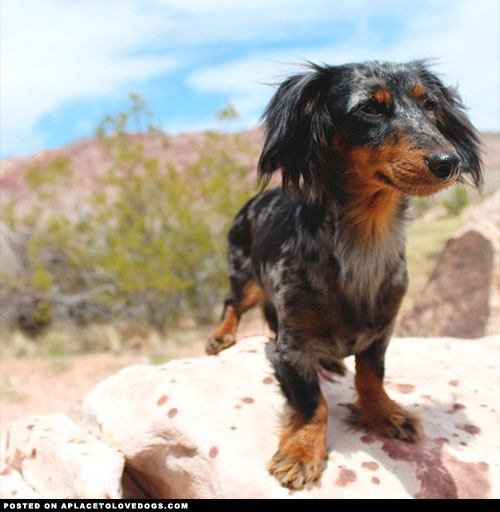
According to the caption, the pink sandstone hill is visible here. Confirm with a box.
[1,130,498,210]
[0,129,264,210]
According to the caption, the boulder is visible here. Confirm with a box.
[81,335,499,499]
[399,231,493,337]
[0,466,40,499]
[461,191,500,336]
[0,414,125,498]
[400,190,500,338]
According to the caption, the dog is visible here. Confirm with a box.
[205,60,482,490]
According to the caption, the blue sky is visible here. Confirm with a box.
[1,0,499,159]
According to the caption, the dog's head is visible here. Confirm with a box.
[258,61,482,202]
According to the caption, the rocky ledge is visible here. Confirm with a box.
[1,335,498,499]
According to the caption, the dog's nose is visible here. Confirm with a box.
[425,151,461,180]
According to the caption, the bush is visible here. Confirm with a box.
[442,187,469,216]
[1,95,255,335]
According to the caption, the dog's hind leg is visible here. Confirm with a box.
[206,197,268,355]
[268,353,328,489]
[206,273,277,355]
[205,279,265,355]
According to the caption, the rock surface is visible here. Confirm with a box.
[0,465,41,499]
[0,414,125,498]
[400,190,500,338]
[80,335,499,499]
[2,335,498,499]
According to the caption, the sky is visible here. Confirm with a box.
[1,0,499,160]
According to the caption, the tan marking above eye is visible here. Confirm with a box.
[412,84,427,100]
[373,89,392,104]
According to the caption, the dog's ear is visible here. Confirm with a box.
[437,86,483,190]
[418,65,483,190]
[258,66,335,201]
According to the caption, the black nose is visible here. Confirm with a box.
[425,151,461,180]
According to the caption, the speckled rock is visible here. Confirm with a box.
[81,335,499,499]
[0,465,40,499]
[0,414,125,498]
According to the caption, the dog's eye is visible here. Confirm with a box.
[359,100,385,116]
[422,98,436,111]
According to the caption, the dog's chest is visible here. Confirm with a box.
[303,237,407,345]
[311,231,405,299]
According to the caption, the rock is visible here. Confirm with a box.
[399,230,494,337]
[0,466,40,499]
[400,190,500,338]
[0,414,125,498]
[81,335,499,499]
[458,191,500,336]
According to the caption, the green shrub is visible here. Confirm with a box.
[6,95,256,334]
[442,187,469,216]
[411,196,434,216]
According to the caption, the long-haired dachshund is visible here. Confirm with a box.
[205,60,482,490]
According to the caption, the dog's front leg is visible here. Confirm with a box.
[268,354,328,490]
[353,338,423,441]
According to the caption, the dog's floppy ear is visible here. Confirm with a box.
[438,86,483,190]
[418,64,483,190]
[258,65,335,201]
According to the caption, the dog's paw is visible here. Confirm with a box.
[378,407,423,441]
[205,334,236,355]
[268,450,324,490]
[346,401,423,442]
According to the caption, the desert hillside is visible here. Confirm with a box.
[0,129,264,209]
[1,129,498,208]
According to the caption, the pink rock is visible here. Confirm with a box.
[0,414,124,498]
[399,190,500,338]
[81,335,499,499]
[0,465,40,499]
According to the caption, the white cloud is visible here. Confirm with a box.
[1,0,498,157]
[186,0,500,132]
[0,0,178,156]
[2,0,362,156]
[147,0,411,45]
